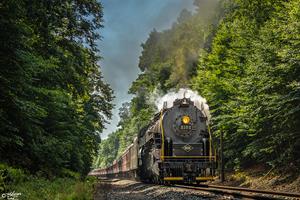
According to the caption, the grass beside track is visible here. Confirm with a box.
[0,164,95,200]
[10,177,95,200]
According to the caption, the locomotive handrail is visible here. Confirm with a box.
[208,124,212,161]
[162,156,216,159]
[160,109,165,161]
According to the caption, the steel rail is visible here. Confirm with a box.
[174,184,300,200]
[205,184,300,198]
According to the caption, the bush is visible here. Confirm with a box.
[0,163,27,193]
[10,177,95,200]
[0,163,95,200]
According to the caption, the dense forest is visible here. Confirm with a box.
[192,0,300,170]
[0,0,113,178]
[95,0,299,173]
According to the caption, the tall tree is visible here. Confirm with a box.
[192,0,300,169]
[0,0,113,176]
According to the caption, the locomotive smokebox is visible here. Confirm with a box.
[184,162,193,172]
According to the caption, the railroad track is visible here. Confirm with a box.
[96,177,300,199]
[174,184,300,200]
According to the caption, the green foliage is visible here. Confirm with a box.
[0,163,27,193]
[94,132,120,168]
[1,164,95,200]
[192,0,300,169]
[132,2,221,94]
[94,101,156,168]
[0,0,113,176]
[12,177,94,200]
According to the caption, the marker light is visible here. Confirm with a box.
[182,115,190,124]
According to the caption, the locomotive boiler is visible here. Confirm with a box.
[138,97,216,183]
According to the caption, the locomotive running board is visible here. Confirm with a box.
[163,177,184,181]
[163,176,215,181]
[161,156,216,159]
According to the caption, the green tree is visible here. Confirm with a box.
[192,0,300,169]
[0,0,113,176]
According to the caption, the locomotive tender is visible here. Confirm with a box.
[92,96,217,183]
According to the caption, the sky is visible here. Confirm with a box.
[99,0,194,138]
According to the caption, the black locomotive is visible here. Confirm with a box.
[139,97,216,183]
[91,96,217,184]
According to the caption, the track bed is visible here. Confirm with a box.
[94,179,235,200]
[94,178,300,200]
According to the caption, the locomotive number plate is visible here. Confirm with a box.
[180,125,192,130]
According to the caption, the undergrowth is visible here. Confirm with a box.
[0,163,95,200]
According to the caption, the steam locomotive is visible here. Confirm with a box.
[91,96,217,184]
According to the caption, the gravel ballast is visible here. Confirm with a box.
[94,179,237,200]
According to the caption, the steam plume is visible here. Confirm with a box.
[155,88,210,119]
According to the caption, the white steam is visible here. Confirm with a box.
[155,88,211,120]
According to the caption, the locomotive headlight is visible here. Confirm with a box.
[182,115,190,124]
